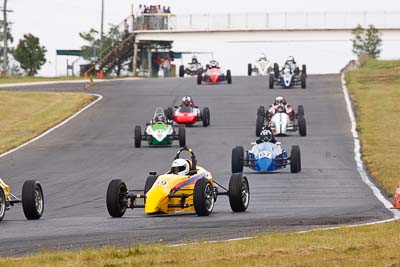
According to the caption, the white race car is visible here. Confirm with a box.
[269,57,307,89]
[248,54,272,76]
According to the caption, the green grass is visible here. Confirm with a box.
[346,58,400,196]
[0,76,86,84]
[0,59,399,266]
[0,91,94,154]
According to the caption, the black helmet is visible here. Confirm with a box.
[260,127,274,142]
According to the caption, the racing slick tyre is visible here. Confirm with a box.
[248,64,252,76]
[302,64,307,76]
[134,125,142,148]
[106,179,128,218]
[0,188,5,222]
[227,70,232,84]
[298,116,307,137]
[231,147,244,173]
[22,180,44,220]
[301,73,306,89]
[178,126,186,147]
[193,178,215,216]
[269,73,274,89]
[197,73,202,85]
[255,115,264,137]
[290,145,301,173]
[274,63,279,78]
[144,175,158,204]
[202,107,210,127]
[257,105,265,116]
[179,65,185,77]
[165,107,173,120]
[228,173,250,212]
[297,105,305,117]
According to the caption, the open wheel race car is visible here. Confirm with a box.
[0,178,44,222]
[197,60,232,85]
[134,107,186,148]
[248,54,272,76]
[256,103,306,137]
[232,142,301,173]
[165,103,210,127]
[269,61,307,89]
[106,147,250,217]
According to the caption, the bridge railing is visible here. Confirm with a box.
[134,11,400,31]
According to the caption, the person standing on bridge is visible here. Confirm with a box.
[124,19,129,37]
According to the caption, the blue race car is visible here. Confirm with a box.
[231,142,301,173]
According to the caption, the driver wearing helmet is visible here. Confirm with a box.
[181,96,194,107]
[256,126,276,144]
[154,113,166,123]
[191,55,198,65]
[170,158,191,175]
[268,96,295,119]
[258,53,267,62]
[208,60,219,69]
[284,56,297,71]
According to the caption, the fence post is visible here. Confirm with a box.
[246,13,249,29]
[227,13,231,29]
[133,41,138,77]
[265,13,269,28]
[189,14,192,30]
[284,12,287,28]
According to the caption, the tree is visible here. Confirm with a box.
[351,24,382,59]
[13,34,46,76]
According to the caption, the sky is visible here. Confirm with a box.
[7,0,400,76]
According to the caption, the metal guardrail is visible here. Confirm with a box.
[135,11,400,31]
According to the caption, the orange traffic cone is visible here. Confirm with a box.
[392,181,400,209]
[84,72,88,79]
[99,70,105,79]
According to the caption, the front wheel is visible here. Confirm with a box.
[226,70,232,84]
[134,125,142,148]
[165,107,173,120]
[248,64,252,76]
[231,146,244,173]
[274,63,279,78]
[301,73,306,89]
[290,146,301,173]
[22,180,44,220]
[229,173,250,212]
[202,107,210,127]
[144,175,158,204]
[106,179,128,218]
[0,188,6,222]
[298,116,307,136]
[178,126,186,147]
[193,178,215,216]
[197,73,202,85]
[179,65,185,77]
[269,73,274,89]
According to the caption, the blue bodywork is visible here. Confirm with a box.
[247,142,288,172]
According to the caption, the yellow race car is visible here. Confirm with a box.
[106,147,250,217]
[0,179,44,222]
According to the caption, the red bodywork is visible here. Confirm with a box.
[173,108,198,125]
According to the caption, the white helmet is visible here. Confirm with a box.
[171,159,190,175]
[287,56,295,62]
[260,53,267,60]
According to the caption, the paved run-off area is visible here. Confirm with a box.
[0,76,392,256]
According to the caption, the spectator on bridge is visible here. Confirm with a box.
[124,19,129,36]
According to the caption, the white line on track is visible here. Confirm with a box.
[0,93,103,159]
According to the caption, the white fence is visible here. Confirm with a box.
[139,11,400,31]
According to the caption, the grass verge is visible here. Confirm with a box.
[346,58,400,196]
[0,91,94,154]
[0,76,86,84]
[0,59,399,266]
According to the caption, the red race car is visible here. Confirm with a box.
[197,60,232,85]
[166,96,210,127]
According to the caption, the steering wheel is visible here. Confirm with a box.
[174,146,197,171]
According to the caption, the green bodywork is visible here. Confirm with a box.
[148,122,172,145]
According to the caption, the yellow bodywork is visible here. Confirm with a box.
[145,166,213,214]
[0,178,10,200]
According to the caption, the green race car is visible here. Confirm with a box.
[134,107,186,147]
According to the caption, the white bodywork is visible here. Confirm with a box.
[145,123,173,142]
[270,112,295,135]
[281,65,293,88]
[252,59,272,75]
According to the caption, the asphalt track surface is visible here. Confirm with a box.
[0,75,392,256]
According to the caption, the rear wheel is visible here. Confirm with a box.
[179,65,185,77]
[269,73,274,89]
[248,64,252,76]
[0,188,6,222]
[290,146,301,173]
[231,147,244,173]
[298,116,307,136]
[301,73,306,89]
[255,115,264,137]
[134,125,142,148]
[197,73,202,85]
[202,107,210,127]
[229,173,250,212]
[302,64,307,76]
[297,105,304,117]
[165,107,173,120]
[22,180,44,220]
[227,70,232,84]
[106,179,127,218]
[274,63,279,78]
[257,105,265,116]
[178,126,186,147]
[193,178,215,216]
